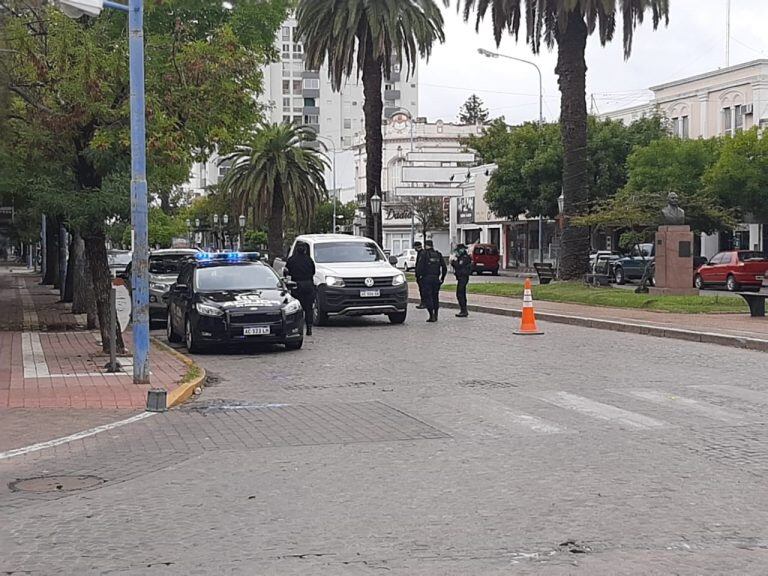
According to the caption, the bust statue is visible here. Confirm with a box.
[661,192,685,225]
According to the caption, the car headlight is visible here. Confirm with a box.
[149,281,170,292]
[196,302,223,317]
[284,299,302,315]
[325,276,345,287]
[392,273,406,286]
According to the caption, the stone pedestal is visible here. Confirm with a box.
[649,225,698,297]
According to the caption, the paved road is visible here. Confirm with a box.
[4,311,768,574]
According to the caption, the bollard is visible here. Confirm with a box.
[146,388,167,412]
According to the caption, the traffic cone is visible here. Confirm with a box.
[515,277,544,335]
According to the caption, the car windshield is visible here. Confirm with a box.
[195,264,281,291]
[313,242,384,263]
[108,252,131,266]
[149,255,191,275]
[738,251,767,261]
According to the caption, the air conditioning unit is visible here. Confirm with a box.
[743,103,754,115]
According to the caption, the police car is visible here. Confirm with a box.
[165,253,305,352]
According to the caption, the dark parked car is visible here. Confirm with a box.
[166,253,304,352]
[612,243,655,285]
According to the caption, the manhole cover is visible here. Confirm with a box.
[9,475,105,493]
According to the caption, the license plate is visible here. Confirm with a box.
[243,326,270,336]
[360,289,380,298]
[758,276,765,281]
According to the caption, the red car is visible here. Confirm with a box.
[694,250,768,292]
[468,243,500,275]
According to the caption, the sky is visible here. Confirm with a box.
[419,0,768,124]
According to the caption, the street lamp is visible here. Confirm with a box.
[222,214,229,249]
[479,47,545,265]
[213,214,219,250]
[238,214,246,250]
[185,218,191,245]
[55,0,150,384]
[371,192,382,245]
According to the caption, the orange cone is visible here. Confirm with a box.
[515,278,544,335]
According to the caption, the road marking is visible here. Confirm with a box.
[21,332,50,378]
[690,384,768,405]
[535,392,668,430]
[629,389,747,423]
[0,412,155,461]
[437,395,565,434]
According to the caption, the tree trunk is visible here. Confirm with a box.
[62,231,76,303]
[82,248,98,330]
[267,184,285,264]
[362,42,383,245]
[556,10,591,280]
[159,190,171,214]
[42,215,59,285]
[71,233,88,314]
[83,229,125,354]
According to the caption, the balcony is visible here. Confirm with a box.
[384,89,401,101]
[301,70,320,79]
[302,88,320,98]
[303,106,320,116]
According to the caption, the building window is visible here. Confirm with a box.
[735,105,744,132]
[304,97,316,107]
[281,62,290,78]
[282,43,290,59]
[385,83,395,91]
[722,107,732,133]
[282,97,291,110]
[293,96,304,109]
[293,79,302,93]
[681,115,689,139]
[384,99,395,107]
[303,78,320,90]
[282,115,291,124]
[281,26,290,41]
[304,114,319,124]
[293,61,303,72]
[282,80,290,93]
[293,115,302,124]
[352,101,358,106]
[293,43,302,53]
[343,118,352,129]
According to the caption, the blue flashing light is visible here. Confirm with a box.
[195,251,262,263]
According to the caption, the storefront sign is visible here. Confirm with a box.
[384,204,412,221]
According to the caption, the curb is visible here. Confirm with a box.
[409,298,768,353]
[150,337,206,408]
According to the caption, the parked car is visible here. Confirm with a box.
[166,252,305,352]
[274,234,407,325]
[395,249,419,272]
[107,250,132,278]
[612,243,655,285]
[694,250,768,292]
[589,251,620,275]
[121,248,200,323]
[468,243,500,275]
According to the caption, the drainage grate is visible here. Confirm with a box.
[458,380,518,390]
[9,475,105,493]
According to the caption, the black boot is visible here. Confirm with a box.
[434,309,439,322]
[306,325,312,336]
[415,303,426,309]
[456,309,468,318]
[426,310,436,323]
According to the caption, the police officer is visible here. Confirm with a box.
[284,244,316,335]
[413,241,426,309]
[451,243,472,318]
[415,239,447,323]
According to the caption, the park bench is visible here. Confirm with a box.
[534,262,555,285]
[736,290,768,317]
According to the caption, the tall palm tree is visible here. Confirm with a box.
[220,122,328,261]
[456,0,669,279]
[296,0,445,245]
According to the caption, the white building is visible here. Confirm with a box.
[352,119,485,255]
[602,59,768,256]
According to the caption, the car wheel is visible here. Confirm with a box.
[388,311,407,324]
[726,274,739,292]
[185,317,204,353]
[614,267,626,285]
[694,274,704,290]
[166,311,181,343]
[285,338,303,350]
[313,302,329,326]
[492,268,499,276]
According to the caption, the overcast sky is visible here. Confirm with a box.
[419,0,767,124]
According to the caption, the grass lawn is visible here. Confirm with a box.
[440,281,749,314]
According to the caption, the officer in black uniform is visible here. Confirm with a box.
[415,239,447,323]
[451,243,472,318]
[413,241,426,309]
[284,244,316,335]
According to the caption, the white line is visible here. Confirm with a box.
[537,392,668,430]
[690,384,768,405]
[629,389,747,423]
[435,395,565,434]
[21,332,50,378]
[0,412,155,461]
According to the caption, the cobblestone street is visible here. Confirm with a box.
[4,311,768,574]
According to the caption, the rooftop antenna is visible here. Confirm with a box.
[726,0,731,67]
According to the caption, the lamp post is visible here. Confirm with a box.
[238,214,246,250]
[222,214,229,249]
[479,47,545,265]
[55,0,150,384]
[212,214,219,250]
[370,192,382,246]
[185,218,191,246]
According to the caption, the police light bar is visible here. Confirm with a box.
[195,252,262,262]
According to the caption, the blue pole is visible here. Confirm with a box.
[128,0,150,384]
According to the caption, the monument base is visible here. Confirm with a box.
[648,287,698,297]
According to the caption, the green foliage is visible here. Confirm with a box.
[458,94,489,125]
[310,200,358,233]
[405,196,446,237]
[463,117,514,164]
[242,229,268,251]
[704,128,768,222]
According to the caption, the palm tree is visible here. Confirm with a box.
[220,122,328,261]
[456,0,669,279]
[296,0,445,245]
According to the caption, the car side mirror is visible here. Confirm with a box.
[388,255,398,265]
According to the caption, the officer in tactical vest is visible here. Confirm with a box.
[451,243,472,318]
[415,239,447,323]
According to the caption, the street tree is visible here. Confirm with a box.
[459,94,490,125]
[405,197,447,242]
[2,0,288,351]
[297,0,445,245]
[454,0,670,279]
[311,200,358,234]
[219,122,329,262]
